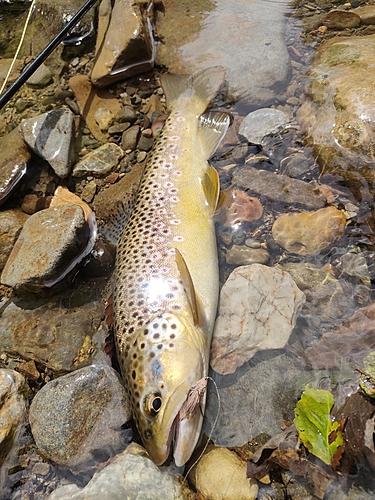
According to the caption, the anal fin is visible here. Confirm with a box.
[175,248,205,327]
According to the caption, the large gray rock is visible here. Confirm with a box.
[47,444,186,500]
[211,264,305,375]
[30,365,130,470]
[156,0,291,108]
[204,352,302,446]
[1,204,89,293]
[19,109,75,178]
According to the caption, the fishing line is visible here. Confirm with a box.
[0,0,37,96]
[182,375,221,484]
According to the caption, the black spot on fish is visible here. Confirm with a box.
[171,324,177,330]
[170,333,175,339]
[132,370,136,379]
[140,342,145,349]
[157,344,163,350]
[153,333,160,339]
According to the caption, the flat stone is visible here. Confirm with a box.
[156,0,291,108]
[26,63,52,88]
[232,166,327,209]
[211,264,305,375]
[0,209,28,271]
[0,369,28,470]
[69,74,121,142]
[204,352,302,446]
[352,5,375,25]
[1,204,89,293]
[46,444,185,499]
[91,0,155,86]
[272,206,346,255]
[239,108,289,144]
[225,245,270,266]
[73,143,124,178]
[29,365,130,469]
[324,10,361,29]
[0,290,104,372]
[19,109,75,178]
[0,127,30,206]
[189,445,258,500]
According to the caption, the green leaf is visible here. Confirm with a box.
[294,385,344,467]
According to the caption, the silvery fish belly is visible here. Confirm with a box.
[113,67,230,466]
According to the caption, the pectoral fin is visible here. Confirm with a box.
[202,165,220,216]
[175,248,205,327]
[197,111,231,159]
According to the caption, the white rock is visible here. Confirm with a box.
[239,108,289,144]
[210,264,305,375]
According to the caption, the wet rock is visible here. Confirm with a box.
[211,264,305,375]
[19,109,75,178]
[204,352,302,446]
[280,152,311,177]
[272,206,346,255]
[280,262,350,323]
[233,166,326,209]
[115,105,137,124]
[353,5,375,25]
[93,162,145,244]
[0,209,28,271]
[338,250,370,284]
[94,108,114,131]
[91,0,155,86]
[219,189,263,227]
[26,63,52,88]
[0,369,28,473]
[0,127,30,206]
[29,365,130,469]
[225,245,270,266]
[156,0,291,108]
[297,34,375,168]
[47,443,185,499]
[69,74,121,142]
[189,445,258,500]
[121,125,140,151]
[324,10,361,29]
[1,204,89,293]
[0,289,104,372]
[239,108,289,144]
[73,143,124,178]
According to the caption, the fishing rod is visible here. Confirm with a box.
[0,0,99,111]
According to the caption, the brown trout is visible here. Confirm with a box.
[113,67,229,466]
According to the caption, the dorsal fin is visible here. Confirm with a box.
[197,111,231,159]
[202,165,220,216]
[175,248,205,327]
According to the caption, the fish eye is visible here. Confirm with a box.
[144,392,162,417]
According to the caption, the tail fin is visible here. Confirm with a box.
[160,67,225,114]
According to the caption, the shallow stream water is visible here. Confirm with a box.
[2,0,375,498]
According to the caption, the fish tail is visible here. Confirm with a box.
[160,66,225,115]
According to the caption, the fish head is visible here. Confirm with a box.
[126,312,207,466]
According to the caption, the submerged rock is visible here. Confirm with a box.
[91,0,155,86]
[47,443,185,499]
[19,109,75,178]
[225,245,270,266]
[272,206,346,255]
[189,445,258,500]
[205,352,302,447]
[73,143,124,178]
[239,108,289,144]
[1,204,90,293]
[233,166,326,209]
[156,0,291,108]
[211,264,305,375]
[0,209,28,271]
[0,127,30,206]
[30,365,130,470]
[0,291,104,372]
[218,189,263,227]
